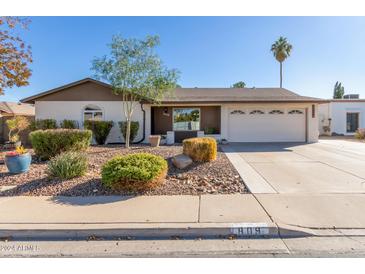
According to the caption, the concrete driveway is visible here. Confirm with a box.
[223,140,365,194]
[223,140,365,229]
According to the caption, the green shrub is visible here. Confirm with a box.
[30,119,57,130]
[30,129,92,160]
[84,120,113,145]
[47,151,88,179]
[183,137,217,162]
[60,119,79,129]
[119,121,139,143]
[355,128,365,140]
[101,153,167,191]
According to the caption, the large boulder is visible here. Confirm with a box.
[172,154,193,169]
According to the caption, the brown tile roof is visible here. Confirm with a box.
[20,78,325,104]
[0,102,35,116]
[162,88,324,103]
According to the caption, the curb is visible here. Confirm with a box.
[0,222,282,241]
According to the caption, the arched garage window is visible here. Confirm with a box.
[249,110,265,115]
[230,110,245,115]
[288,109,304,114]
[83,105,103,121]
[269,110,284,114]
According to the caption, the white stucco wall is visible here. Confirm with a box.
[35,101,320,144]
[319,102,365,135]
[35,101,147,143]
[220,103,319,143]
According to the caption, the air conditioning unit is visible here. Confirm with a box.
[343,94,360,99]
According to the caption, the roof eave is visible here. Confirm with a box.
[156,99,327,104]
[20,78,111,104]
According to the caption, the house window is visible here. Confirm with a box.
[173,108,200,131]
[346,113,359,133]
[312,105,315,118]
[230,110,245,115]
[83,105,103,121]
[269,110,284,114]
[288,109,304,114]
[249,110,265,115]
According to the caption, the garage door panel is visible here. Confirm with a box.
[228,108,306,142]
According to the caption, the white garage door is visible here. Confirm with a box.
[228,108,306,142]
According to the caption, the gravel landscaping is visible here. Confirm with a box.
[0,145,248,196]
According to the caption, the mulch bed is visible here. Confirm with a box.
[0,145,248,196]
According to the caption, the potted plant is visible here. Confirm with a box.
[220,138,229,145]
[5,146,32,174]
[149,135,161,147]
[5,116,30,148]
[0,151,5,165]
[322,125,331,136]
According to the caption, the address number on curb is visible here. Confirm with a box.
[230,223,270,236]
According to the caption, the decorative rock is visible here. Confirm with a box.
[172,154,193,169]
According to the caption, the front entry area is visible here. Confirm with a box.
[151,105,221,143]
[228,108,307,142]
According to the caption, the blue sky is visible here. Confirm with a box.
[3,16,365,101]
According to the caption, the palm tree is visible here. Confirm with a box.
[271,37,293,88]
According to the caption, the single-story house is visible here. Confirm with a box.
[20,78,324,143]
[319,98,365,136]
[0,102,35,145]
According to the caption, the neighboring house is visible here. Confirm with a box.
[319,98,365,136]
[20,78,324,143]
[0,102,35,145]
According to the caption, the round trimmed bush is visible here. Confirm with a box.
[101,153,168,191]
[30,129,92,160]
[47,151,88,179]
[183,137,217,162]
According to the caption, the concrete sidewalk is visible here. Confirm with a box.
[0,194,271,224]
[3,193,365,240]
[0,194,279,240]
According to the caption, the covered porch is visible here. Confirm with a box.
[150,105,221,143]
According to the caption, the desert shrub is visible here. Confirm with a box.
[60,119,79,129]
[101,153,167,191]
[355,128,365,140]
[47,151,88,179]
[84,120,113,145]
[30,129,92,160]
[183,137,217,162]
[30,119,57,130]
[119,121,139,143]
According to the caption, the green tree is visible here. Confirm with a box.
[231,81,246,88]
[0,17,32,94]
[92,35,179,148]
[333,81,345,99]
[271,36,293,88]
